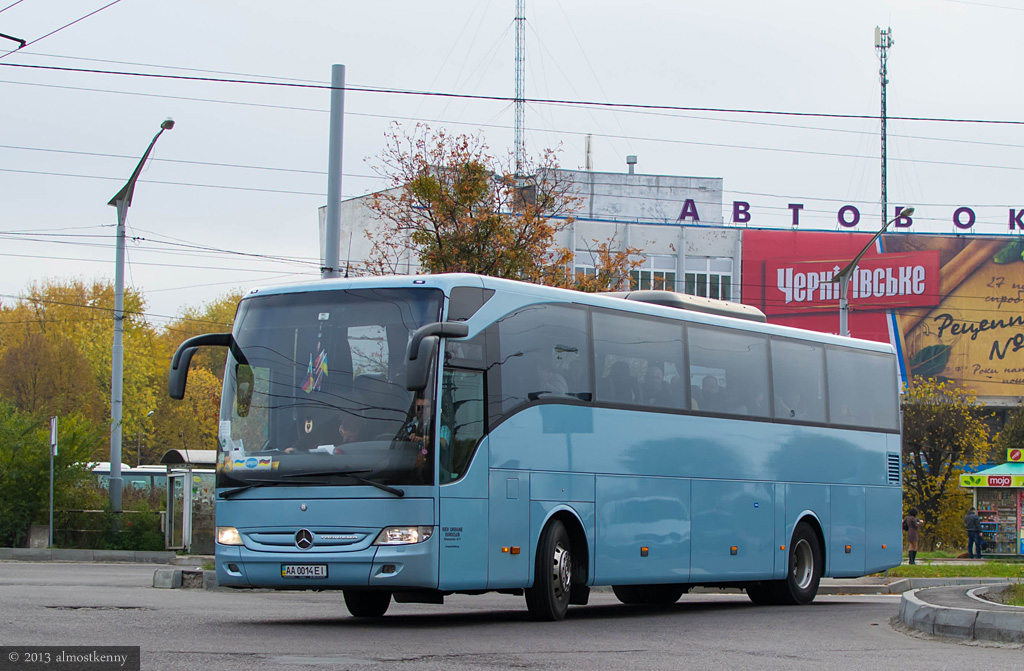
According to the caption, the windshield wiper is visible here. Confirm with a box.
[280,469,405,498]
[219,477,330,499]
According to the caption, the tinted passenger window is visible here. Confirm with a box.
[771,339,826,423]
[687,325,770,418]
[826,347,898,431]
[496,304,592,415]
[593,311,685,410]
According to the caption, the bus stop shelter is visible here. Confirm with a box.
[159,449,216,554]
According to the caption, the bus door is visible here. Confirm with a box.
[487,470,531,588]
[165,472,189,550]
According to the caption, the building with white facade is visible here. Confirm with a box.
[321,166,742,302]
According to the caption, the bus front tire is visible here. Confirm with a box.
[526,520,572,621]
[745,521,822,606]
[344,590,391,618]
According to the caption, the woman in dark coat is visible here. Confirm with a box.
[903,508,923,564]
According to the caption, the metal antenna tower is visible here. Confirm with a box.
[515,0,526,175]
[875,26,894,228]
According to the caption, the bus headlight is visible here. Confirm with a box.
[216,526,243,545]
[373,526,433,545]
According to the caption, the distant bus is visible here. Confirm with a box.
[169,274,902,620]
[90,463,168,493]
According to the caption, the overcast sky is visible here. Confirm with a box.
[1,0,1022,322]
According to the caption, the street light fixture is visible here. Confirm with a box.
[107,119,175,513]
[831,206,914,337]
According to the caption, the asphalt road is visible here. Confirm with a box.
[0,562,1020,671]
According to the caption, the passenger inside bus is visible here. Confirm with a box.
[602,360,637,404]
[530,353,569,398]
[639,364,672,406]
[699,374,727,412]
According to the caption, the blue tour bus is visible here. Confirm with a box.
[168,273,902,620]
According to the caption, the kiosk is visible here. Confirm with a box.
[959,449,1024,556]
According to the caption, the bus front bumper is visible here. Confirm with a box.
[215,538,439,590]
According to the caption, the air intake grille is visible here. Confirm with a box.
[886,452,902,485]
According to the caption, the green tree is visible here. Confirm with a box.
[901,377,990,551]
[0,401,99,547]
[0,279,163,457]
[366,123,642,291]
[994,406,1024,461]
[0,333,99,421]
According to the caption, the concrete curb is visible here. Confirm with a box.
[899,584,1024,644]
[0,547,178,563]
[153,568,217,589]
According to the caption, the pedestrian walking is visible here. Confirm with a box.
[903,508,923,564]
[964,507,983,559]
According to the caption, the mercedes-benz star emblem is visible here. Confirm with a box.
[294,528,314,550]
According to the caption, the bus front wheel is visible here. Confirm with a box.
[344,590,391,618]
[525,520,573,621]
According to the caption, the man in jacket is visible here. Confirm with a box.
[965,507,983,559]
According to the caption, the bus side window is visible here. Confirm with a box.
[771,339,826,423]
[687,325,770,419]
[826,346,898,431]
[494,304,591,416]
[592,310,684,411]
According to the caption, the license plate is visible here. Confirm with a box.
[281,564,328,578]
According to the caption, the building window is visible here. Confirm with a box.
[629,256,677,291]
[684,257,733,301]
[574,249,597,278]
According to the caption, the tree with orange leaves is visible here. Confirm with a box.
[366,123,642,292]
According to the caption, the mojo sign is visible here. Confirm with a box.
[676,200,1024,231]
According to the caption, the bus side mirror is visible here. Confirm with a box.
[407,336,438,392]
[168,332,234,400]
[406,321,469,392]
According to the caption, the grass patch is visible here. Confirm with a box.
[880,563,1024,579]
[201,562,215,571]
[1005,583,1024,607]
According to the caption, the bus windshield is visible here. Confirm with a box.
[217,287,443,490]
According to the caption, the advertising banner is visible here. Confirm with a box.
[742,230,1024,398]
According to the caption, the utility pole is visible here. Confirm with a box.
[875,26,894,229]
[323,64,345,279]
[514,0,526,175]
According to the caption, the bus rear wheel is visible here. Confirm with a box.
[344,590,391,617]
[745,521,822,606]
[781,522,822,605]
[526,520,572,621]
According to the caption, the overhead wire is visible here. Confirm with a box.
[0,0,27,14]
[4,61,1024,126]
[0,0,123,60]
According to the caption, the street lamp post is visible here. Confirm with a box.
[107,119,174,512]
[136,409,155,467]
[831,206,914,337]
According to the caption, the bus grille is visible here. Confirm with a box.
[886,452,901,484]
[245,530,371,553]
